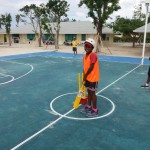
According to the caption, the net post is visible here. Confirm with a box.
[141,1,150,65]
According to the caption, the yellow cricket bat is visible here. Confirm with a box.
[73,88,84,109]
[73,72,86,109]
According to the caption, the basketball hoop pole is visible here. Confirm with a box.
[141,2,149,65]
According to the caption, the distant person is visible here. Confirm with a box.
[72,37,78,55]
[41,35,46,45]
[141,57,150,88]
[29,39,32,44]
[80,38,100,117]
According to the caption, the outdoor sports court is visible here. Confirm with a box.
[0,51,150,150]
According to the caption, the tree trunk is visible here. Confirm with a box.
[137,34,142,46]
[8,33,11,46]
[55,22,60,49]
[132,40,135,48]
[38,22,42,47]
[95,23,103,53]
[132,35,136,48]
[55,29,59,49]
[95,34,101,53]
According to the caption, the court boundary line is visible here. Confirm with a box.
[10,64,142,150]
[39,55,149,66]
[96,64,142,94]
[0,60,33,85]
[1,51,149,65]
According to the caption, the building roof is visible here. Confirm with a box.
[9,21,113,34]
[133,23,150,33]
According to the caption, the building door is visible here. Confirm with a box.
[12,34,20,43]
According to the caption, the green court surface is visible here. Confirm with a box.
[0,53,150,150]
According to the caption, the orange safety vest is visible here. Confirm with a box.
[83,52,100,82]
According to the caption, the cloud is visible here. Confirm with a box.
[66,0,92,21]
[108,0,145,23]
[0,0,47,14]
[0,0,48,26]
[76,12,86,18]
[0,0,146,25]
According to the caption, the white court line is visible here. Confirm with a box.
[0,73,13,77]
[11,64,141,150]
[0,73,15,85]
[50,93,115,120]
[13,63,33,81]
[0,60,33,84]
[11,109,75,150]
[96,64,142,94]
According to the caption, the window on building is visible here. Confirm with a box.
[81,34,86,41]
[44,34,54,41]
[12,34,19,38]
[27,34,35,40]
[102,34,106,40]
[65,34,76,41]
[12,34,20,43]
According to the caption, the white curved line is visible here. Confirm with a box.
[0,73,13,77]
[11,64,141,150]
[0,73,15,85]
[0,60,33,84]
[13,64,33,81]
[50,93,115,120]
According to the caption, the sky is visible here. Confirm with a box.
[0,0,146,26]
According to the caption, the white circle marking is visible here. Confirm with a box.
[50,92,115,120]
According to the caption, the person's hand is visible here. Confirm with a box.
[82,81,86,85]
[83,74,87,81]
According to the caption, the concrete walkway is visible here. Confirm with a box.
[0,42,149,58]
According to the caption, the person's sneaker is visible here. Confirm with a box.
[80,106,92,113]
[141,83,149,88]
[87,109,98,117]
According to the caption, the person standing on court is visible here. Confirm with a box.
[141,57,150,88]
[81,38,100,117]
[72,37,78,55]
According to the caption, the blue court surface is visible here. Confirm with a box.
[0,51,150,150]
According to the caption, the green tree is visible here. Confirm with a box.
[0,17,2,28]
[71,19,77,22]
[61,17,70,22]
[112,16,145,47]
[133,4,145,20]
[133,4,150,23]
[1,13,12,46]
[15,14,21,27]
[19,4,45,47]
[40,2,58,47]
[15,14,26,27]
[46,0,69,49]
[79,0,120,52]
